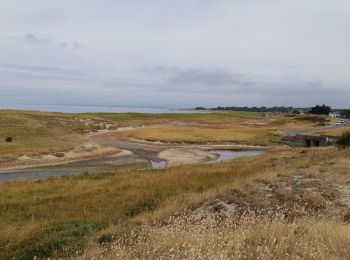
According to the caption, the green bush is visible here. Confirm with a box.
[337,131,350,149]
[5,220,107,259]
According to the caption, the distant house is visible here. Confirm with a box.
[329,111,341,118]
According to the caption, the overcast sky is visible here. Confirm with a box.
[1,0,349,108]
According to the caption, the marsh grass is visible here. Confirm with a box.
[78,111,263,126]
[123,126,281,146]
[0,110,320,155]
[110,115,326,146]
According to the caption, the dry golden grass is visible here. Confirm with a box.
[80,148,350,260]
[0,146,345,258]
[80,111,263,126]
[0,110,110,155]
[0,110,339,258]
[0,110,323,156]
[123,126,280,146]
[85,213,350,259]
[121,116,325,146]
[311,126,350,136]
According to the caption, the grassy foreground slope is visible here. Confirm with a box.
[1,147,350,259]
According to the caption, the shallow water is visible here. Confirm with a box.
[0,150,264,183]
[151,160,167,169]
[0,168,90,183]
[210,150,264,163]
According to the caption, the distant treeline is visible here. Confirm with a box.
[195,106,302,113]
[195,105,350,118]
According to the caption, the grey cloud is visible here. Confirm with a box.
[59,41,84,50]
[72,42,84,50]
[10,33,83,51]
[58,42,68,49]
[0,63,82,77]
[0,63,160,93]
[1,1,350,108]
[141,67,256,87]
[140,66,350,107]
[12,33,52,45]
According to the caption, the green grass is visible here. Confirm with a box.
[8,220,107,259]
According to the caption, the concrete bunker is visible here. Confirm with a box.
[282,134,338,148]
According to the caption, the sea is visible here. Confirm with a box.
[0,104,199,114]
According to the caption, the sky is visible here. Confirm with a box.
[0,0,350,108]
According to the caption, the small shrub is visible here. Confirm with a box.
[337,131,350,149]
[98,233,114,245]
[343,212,350,223]
[4,137,13,142]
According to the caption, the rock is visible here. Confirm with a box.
[54,152,65,158]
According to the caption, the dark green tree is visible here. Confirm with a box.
[337,131,350,149]
[310,104,331,115]
[340,109,350,118]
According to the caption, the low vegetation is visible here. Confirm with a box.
[0,110,323,156]
[122,126,280,146]
[337,131,350,149]
[117,115,329,146]
[89,213,350,259]
[310,125,350,137]
[1,110,349,258]
[1,147,350,258]
[0,110,108,155]
[80,111,262,126]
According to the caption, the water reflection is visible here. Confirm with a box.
[151,160,167,169]
[210,150,264,163]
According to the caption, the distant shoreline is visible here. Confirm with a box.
[0,104,200,114]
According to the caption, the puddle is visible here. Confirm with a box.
[151,160,167,169]
[210,150,264,163]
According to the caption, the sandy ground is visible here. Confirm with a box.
[0,142,123,173]
[191,158,350,222]
[92,130,267,164]
[159,148,218,166]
